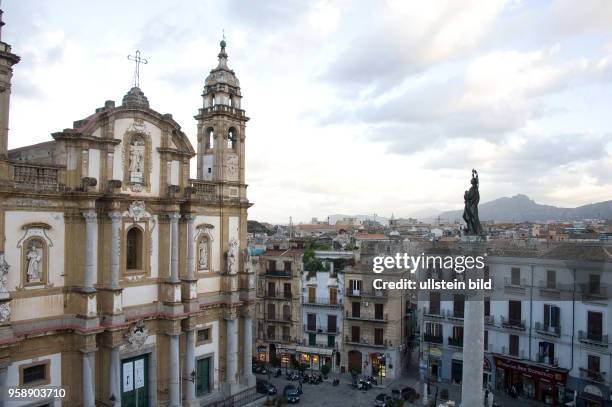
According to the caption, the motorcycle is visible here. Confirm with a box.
[357,378,371,390]
[312,374,322,384]
[365,375,377,386]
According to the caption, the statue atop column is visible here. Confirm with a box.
[462,169,482,235]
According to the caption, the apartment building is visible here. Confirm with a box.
[255,246,304,370]
[419,241,612,406]
[341,238,414,381]
[299,251,351,372]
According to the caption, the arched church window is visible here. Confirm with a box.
[126,227,143,270]
[227,127,237,150]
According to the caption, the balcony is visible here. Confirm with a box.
[504,277,527,294]
[302,297,342,307]
[188,180,219,201]
[303,324,339,334]
[345,288,388,299]
[344,335,387,348]
[261,290,293,300]
[448,336,463,348]
[298,339,339,350]
[423,307,444,319]
[580,284,608,303]
[536,353,558,367]
[578,330,609,347]
[501,316,526,331]
[10,162,65,191]
[264,313,292,324]
[535,322,560,337]
[263,334,294,343]
[263,270,293,279]
[345,310,388,322]
[423,334,443,344]
[447,309,464,321]
[579,368,606,383]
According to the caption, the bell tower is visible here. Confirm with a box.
[0,8,20,177]
[196,39,248,188]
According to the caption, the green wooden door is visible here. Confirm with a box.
[121,355,149,407]
[196,357,211,397]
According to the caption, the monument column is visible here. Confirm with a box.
[460,169,485,407]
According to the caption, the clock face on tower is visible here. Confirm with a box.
[226,155,238,181]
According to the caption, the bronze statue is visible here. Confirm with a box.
[463,169,482,235]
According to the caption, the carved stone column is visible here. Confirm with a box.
[184,329,196,404]
[225,309,238,392]
[82,350,96,407]
[186,215,195,281]
[83,211,97,291]
[169,334,180,407]
[109,346,121,406]
[169,213,180,283]
[243,312,255,387]
[109,211,122,288]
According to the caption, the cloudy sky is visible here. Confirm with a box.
[5,0,612,223]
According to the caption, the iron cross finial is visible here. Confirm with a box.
[127,50,148,88]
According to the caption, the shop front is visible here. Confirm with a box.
[296,345,333,371]
[494,355,568,405]
[257,346,267,363]
[370,353,387,379]
[426,346,442,382]
[578,384,607,407]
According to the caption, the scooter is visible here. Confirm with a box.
[365,375,377,386]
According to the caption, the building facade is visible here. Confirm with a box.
[0,14,255,406]
[299,251,350,373]
[419,241,612,407]
[255,246,304,370]
[341,238,412,381]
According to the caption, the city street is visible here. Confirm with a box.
[255,372,421,407]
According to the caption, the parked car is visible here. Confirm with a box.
[256,380,277,395]
[391,386,418,401]
[283,385,301,403]
[374,393,393,407]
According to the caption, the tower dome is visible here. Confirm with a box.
[204,40,240,88]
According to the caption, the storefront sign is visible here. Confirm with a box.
[493,356,566,384]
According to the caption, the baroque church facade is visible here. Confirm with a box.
[0,10,255,407]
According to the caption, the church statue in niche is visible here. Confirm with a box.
[25,240,43,283]
[198,239,209,270]
[226,238,239,274]
[129,137,145,184]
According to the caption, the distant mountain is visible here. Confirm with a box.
[438,194,612,223]
[247,220,275,235]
